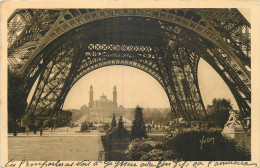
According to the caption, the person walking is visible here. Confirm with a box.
[148,124,152,133]
[40,128,43,136]
[26,127,29,136]
[34,127,37,134]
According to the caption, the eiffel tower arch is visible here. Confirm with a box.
[8,9,251,123]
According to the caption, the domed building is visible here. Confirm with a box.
[85,85,124,122]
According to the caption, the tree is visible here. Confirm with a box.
[103,122,110,131]
[22,112,35,127]
[80,121,88,132]
[207,98,232,128]
[8,69,27,136]
[131,106,147,140]
[117,116,129,138]
[111,113,117,128]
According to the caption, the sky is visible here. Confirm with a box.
[63,59,239,110]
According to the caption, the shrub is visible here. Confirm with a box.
[117,116,129,138]
[103,123,110,131]
[131,106,147,140]
[165,130,250,161]
[207,98,232,128]
[112,113,117,128]
[126,138,153,160]
[140,149,174,161]
[124,138,172,161]
[80,121,88,132]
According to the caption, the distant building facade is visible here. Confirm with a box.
[83,85,123,122]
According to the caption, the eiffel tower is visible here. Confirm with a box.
[8,9,250,125]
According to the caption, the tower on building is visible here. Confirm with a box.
[113,85,117,107]
[89,85,94,108]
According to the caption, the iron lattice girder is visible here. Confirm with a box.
[158,43,205,120]
[198,9,249,23]
[7,9,251,121]
[189,34,251,117]
[203,15,251,67]
[9,9,250,87]
[8,9,62,52]
[8,9,62,70]
[160,23,250,113]
[26,47,74,115]
[27,39,206,121]
[22,16,168,78]
[26,18,201,79]
[12,9,249,81]
[8,9,250,82]
[23,17,185,93]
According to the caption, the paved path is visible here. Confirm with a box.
[8,127,105,161]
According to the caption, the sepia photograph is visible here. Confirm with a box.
[1,3,258,165]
